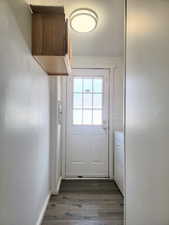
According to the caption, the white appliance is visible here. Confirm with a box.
[114,131,125,195]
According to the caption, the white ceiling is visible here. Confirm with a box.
[30,0,125,57]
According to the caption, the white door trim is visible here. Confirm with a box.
[61,57,122,179]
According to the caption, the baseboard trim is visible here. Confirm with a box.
[36,193,51,225]
[52,176,62,195]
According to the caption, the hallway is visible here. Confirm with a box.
[42,180,124,225]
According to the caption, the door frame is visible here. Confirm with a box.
[61,57,122,179]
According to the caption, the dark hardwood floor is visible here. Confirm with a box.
[42,180,124,225]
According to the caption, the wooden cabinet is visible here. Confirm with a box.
[114,131,125,195]
[31,5,71,76]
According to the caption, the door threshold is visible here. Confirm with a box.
[63,177,112,180]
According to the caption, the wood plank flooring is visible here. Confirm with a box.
[42,180,124,225]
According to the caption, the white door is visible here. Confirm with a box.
[66,69,109,178]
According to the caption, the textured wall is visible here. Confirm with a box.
[0,0,50,225]
[126,0,169,224]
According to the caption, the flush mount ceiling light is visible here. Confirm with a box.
[70,8,98,33]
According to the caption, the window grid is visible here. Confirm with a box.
[73,77,103,125]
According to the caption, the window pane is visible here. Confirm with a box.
[74,79,83,92]
[83,94,92,109]
[93,110,102,125]
[73,110,82,125]
[93,94,102,109]
[83,110,92,125]
[93,79,103,93]
[83,79,93,93]
[73,94,82,108]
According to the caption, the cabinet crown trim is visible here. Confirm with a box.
[30,5,65,15]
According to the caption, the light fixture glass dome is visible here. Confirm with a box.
[70,8,98,33]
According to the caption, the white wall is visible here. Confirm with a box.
[126,0,169,224]
[0,1,50,225]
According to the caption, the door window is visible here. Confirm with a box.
[73,77,103,125]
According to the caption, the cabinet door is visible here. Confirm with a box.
[42,14,66,55]
[32,13,66,55]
